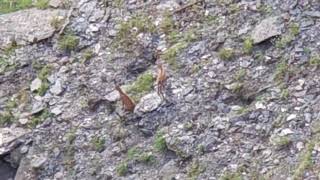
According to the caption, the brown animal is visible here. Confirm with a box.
[115,86,135,112]
[156,63,167,99]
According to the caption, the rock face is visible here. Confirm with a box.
[30,78,42,92]
[251,16,282,44]
[0,8,66,49]
[135,92,162,113]
[0,128,30,155]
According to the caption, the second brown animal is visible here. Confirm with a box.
[115,86,136,112]
[156,63,167,99]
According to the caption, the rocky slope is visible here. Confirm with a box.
[1,0,320,179]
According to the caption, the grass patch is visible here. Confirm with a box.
[0,111,14,126]
[236,106,249,115]
[219,171,243,180]
[35,0,49,9]
[127,147,140,160]
[0,0,33,14]
[270,135,291,148]
[292,141,315,179]
[309,55,320,67]
[162,28,198,68]
[231,83,244,94]
[116,162,128,176]
[162,41,188,68]
[28,108,52,128]
[160,11,175,35]
[126,71,154,100]
[234,69,246,81]
[50,16,65,30]
[138,152,156,165]
[34,65,52,96]
[58,33,79,52]
[275,35,295,49]
[37,80,50,96]
[114,14,156,50]
[81,49,94,64]
[187,160,205,180]
[91,136,105,152]
[154,132,167,152]
[280,88,289,100]
[126,147,156,165]
[273,59,289,83]
[289,23,300,36]
[243,38,253,54]
[218,48,234,61]
[276,23,300,49]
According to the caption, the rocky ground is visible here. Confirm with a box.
[1,0,320,179]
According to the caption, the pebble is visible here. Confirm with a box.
[30,78,42,92]
[286,114,297,121]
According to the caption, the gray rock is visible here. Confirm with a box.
[20,146,29,154]
[49,0,63,8]
[251,16,282,44]
[286,114,297,121]
[30,155,47,169]
[305,11,320,18]
[165,126,196,158]
[50,79,64,95]
[30,78,42,92]
[31,102,46,115]
[105,90,119,102]
[14,156,32,180]
[51,106,63,115]
[0,127,30,155]
[18,118,29,125]
[159,160,180,179]
[279,128,294,136]
[0,9,67,49]
[135,92,162,113]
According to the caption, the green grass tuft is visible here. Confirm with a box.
[58,33,79,52]
[127,147,140,160]
[154,132,167,152]
[116,162,128,176]
[187,161,206,180]
[138,152,156,165]
[293,142,315,179]
[0,0,33,14]
[35,0,49,9]
[309,55,320,67]
[35,65,52,96]
[28,108,52,128]
[220,171,243,180]
[243,38,253,54]
[218,48,234,61]
[91,136,105,152]
[114,14,156,50]
[126,71,154,100]
[0,111,14,126]
[274,59,289,83]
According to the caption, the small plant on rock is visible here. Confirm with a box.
[35,0,49,9]
[58,33,79,52]
[116,162,128,176]
[218,48,234,61]
[154,132,167,152]
[309,55,320,67]
[126,71,154,101]
[138,152,156,165]
[243,38,253,54]
[91,136,106,152]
